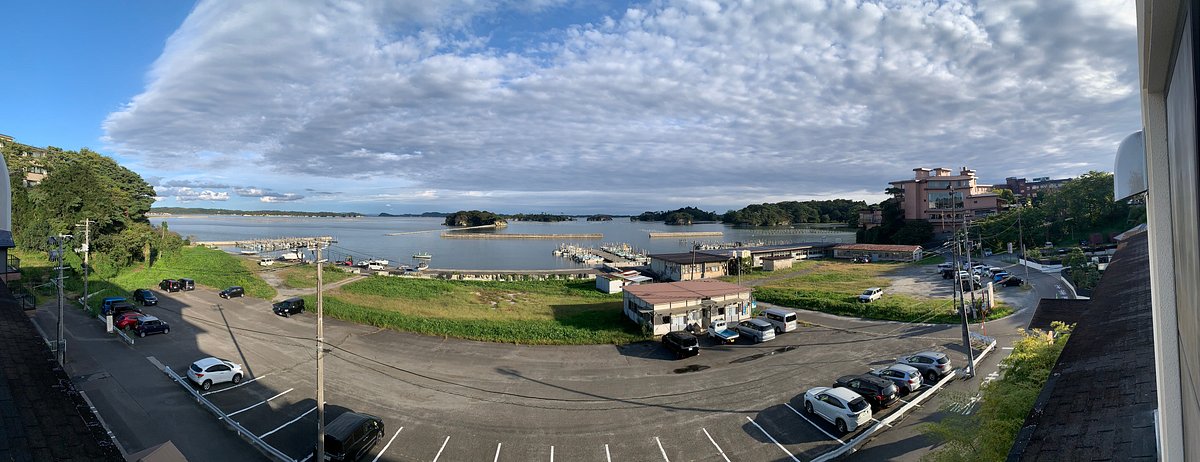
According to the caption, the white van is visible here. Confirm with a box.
[759,308,798,334]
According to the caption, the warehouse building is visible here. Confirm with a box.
[622,280,752,336]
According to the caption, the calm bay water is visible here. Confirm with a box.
[149,216,857,270]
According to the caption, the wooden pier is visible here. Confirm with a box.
[648,231,723,238]
[440,233,603,239]
[194,236,336,251]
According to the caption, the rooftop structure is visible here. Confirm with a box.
[831,243,924,262]
[647,251,733,282]
[997,176,1073,199]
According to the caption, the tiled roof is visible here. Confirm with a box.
[834,244,922,252]
[1026,299,1090,332]
[624,280,750,304]
[1008,232,1157,461]
[0,282,123,461]
[647,252,732,265]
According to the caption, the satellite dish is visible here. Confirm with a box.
[1114,131,1147,201]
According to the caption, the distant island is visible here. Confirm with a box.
[150,207,362,218]
[379,212,450,217]
[631,207,720,225]
[507,213,573,222]
[444,210,507,227]
[587,214,613,221]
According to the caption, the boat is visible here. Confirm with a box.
[239,250,259,256]
[413,252,432,259]
[416,261,429,270]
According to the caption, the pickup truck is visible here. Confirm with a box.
[708,320,740,344]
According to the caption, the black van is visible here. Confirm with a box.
[317,412,384,461]
[662,331,700,358]
[179,278,195,291]
[218,286,245,299]
[273,297,305,317]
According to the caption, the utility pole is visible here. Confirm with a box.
[76,219,92,310]
[49,234,71,365]
[951,188,975,378]
[1017,201,1031,287]
[315,243,326,462]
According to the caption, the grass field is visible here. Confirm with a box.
[753,260,1012,324]
[717,260,821,285]
[314,277,648,344]
[277,264,355,289]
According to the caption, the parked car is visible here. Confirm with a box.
[991,271,1010,282]
[898,351,953,382]
[803,386,873,434]
[858,287,883,303]
[852,256,871,263]
[940,268,955,279]
[159,279,181,292]
[758,308,797,334]
[1001,276,1024,287]
[317,412,385,462]
[134,316,169,338]
[132,289,158,306]
[114,311,144,330]
[272,297,305,317]
[833,374,899,409]
[707,319,739,344]
[100,297,126,315]
[187,357,244,391]
[179,278,195,291]
[735,319,776,343]
[662,331,700,358]
[869,364,924,394]
[219,286,245,299]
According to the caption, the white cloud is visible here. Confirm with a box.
[106,0,1140,211]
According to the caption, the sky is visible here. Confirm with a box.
[0,0,1140,215]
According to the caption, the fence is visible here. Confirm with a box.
[161,366,294,462]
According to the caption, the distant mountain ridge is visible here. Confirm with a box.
[150,207,362,217]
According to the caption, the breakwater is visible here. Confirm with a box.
[440,233,604,239]
[649,231,724,238]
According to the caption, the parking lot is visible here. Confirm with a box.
[44,279,981,462]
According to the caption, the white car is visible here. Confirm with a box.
[858,287,883,303]
[804,386,873,433]
[187,357,244,391]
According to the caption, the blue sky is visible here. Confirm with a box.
[2,1,1140,215]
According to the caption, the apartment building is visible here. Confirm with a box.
[888,167,1003,233]
[0,134,49,186]
[997,176,1072,199]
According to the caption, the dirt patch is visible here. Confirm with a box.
[879,264,953,299]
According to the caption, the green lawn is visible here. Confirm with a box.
[314,277,648,344]
[277,264,354,289]
[753,260,1012,324]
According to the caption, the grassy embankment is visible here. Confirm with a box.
[751,260,1012,324]
[305,277,648,345]
[14,246,276,315]
[923,323,1072,461]
[275,264,354,289]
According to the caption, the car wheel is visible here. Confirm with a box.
[201,380,212,391]
[232,373,243,384]
[283,312,289,318]
[925,370,938,383]
[836,419,847,433]
[804,401,814,414]
[138,331,146,338]
[164,328,169,334]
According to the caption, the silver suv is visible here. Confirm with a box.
[869,364,923,394]
[735,319,776,343]
[898,351,953,382]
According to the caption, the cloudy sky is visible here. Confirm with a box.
[4,0,1139,214]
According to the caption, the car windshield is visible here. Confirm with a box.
[847,397,869,412]
[862,290,873,295]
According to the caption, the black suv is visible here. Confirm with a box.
[179,278,195,291]
[132,289,158,306]
[159,279,181,292]
[662,331,699,359]
[317,412,384,462]
[218,286,245,299]
[273,297,305,317]
[103,301,139,317]
[833,374,899,410]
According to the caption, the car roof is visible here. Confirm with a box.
[914,351,947,359]
[865,287,881,291]
[839,374,890,387]
[745,318,771,326]
[324,412,380,440]
[138,315,160,322]
[827,387,864,402]
[284,297,302,302]
[666,331,695,339]
[103,296,125,301]
[192,357,224,368]
[886,363,920,374]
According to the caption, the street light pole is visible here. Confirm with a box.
[951,188,975,378]
[315,244,326,461]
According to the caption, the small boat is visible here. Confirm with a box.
[416,261,429,270]
[239,250,259,256]
[413,252,432,259]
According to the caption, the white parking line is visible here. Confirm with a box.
[433,436,450,462]
[701,428,731,462]
[550,445,554,462]
[745,417,800,462]
[223,388,293,419]
[258,404,319,438]
[370,427,403,462]
[604,444,611,462]
[203,372,272,396]
[784,403,845,445]
[494,442,502,462]
[655,436,670,461]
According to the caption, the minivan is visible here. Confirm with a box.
[179,278,195,291]
[736,319,776,343]
[273,297,305,317]
[317,412,384,461]
[759,308,797,334]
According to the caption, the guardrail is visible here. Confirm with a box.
[160,365,294,462]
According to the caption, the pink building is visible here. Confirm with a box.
[888,167,1003,233]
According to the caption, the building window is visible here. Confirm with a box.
[718,307,725,315]
[661,316,670,325]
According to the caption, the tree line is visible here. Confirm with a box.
[4,145,185,278]
[630,200,866,226]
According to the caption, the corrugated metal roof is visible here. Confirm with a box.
[624,280,750,304]
[834,243,921,252]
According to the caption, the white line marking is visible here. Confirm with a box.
[298,454,312,462]
[655,436,670,461]
[370,427,403,462]
[494,442,502,462]
[870,418,892,428]
[785,402,845,444]
[433,436,450,462]
[550,445,554,462]
[224,388,293,418]
[1001,347,1014,350]
[701,428,731,462]
[896,398,911,404]
[745,417,800,462]
[258,404,319,438]
[204,372,273,395]
[604,444,611,462]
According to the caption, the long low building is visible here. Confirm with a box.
[622,280,753,336]
[647,252,733,281]
[832,243,924,262]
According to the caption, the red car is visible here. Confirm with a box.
[115,311,144,330]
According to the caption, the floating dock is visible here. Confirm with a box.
[194,236,336,251]
[440,233,603,239]
[648,231,723,238]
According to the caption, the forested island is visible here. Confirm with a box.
[629,201,865,226]
[444,210,507,227]
[587,215,613,221]
[507,213,574,222]
[379,212,449,217]
[152,207,362,217]
[631,207,720,224]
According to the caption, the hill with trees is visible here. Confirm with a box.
[631,207,720,224]
[444,210,507,227]
[721,199,866,226]
[152,207,361,217]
